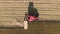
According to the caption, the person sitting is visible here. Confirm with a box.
[28,2,39,22]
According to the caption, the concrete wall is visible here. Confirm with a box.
[0,0,60,22]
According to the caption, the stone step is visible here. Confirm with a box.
[0,15,24,21]
[0,2,59,6]
[0,11,26,15]
[39,11,60,15]
[0,11,60,15]
[0,6,59,9]
[0,10,60,15]
[39,15,60,21]
[0,16,24,27]
[0,14,60,21]
[0,7,28,11]
[0,6,60,10]
[0,2,60,7]
[0,0,59,3]
[1,7,58,9]
[0,20,24,27]
[0,7,60,11]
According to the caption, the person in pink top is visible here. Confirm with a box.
[28,2,39,22]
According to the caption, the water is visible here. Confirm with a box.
[0,21,60,34]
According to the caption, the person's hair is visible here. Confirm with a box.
[29,2,33,7]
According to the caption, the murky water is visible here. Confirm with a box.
[0,22,60,34]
